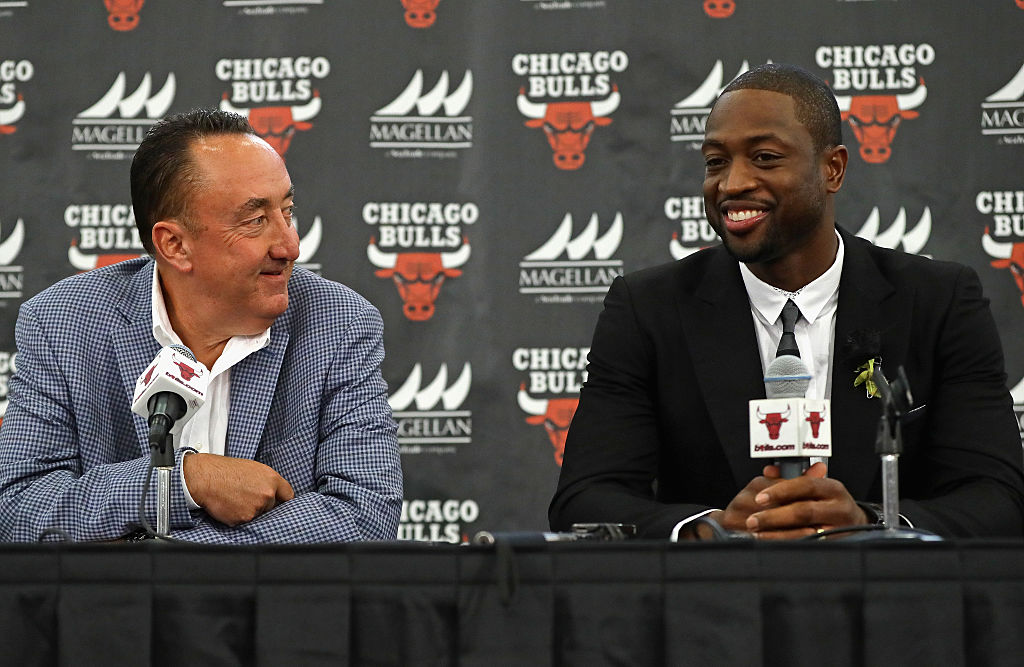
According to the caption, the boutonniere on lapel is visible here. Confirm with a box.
[854,357,883,398]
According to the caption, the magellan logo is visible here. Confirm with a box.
[0,217,24,299]
[703,0,736,18]
[104,0,144,31]
[72,72,175,159]
[665,195,717,260]
[217,56,329,158]
[519,0,609,10]
[981,63,1024,145]
[513,347,588,465]
[1012,375,1024,443]
[978,190,1024,308]
[400,0,440,28]
[519,212,623,302]
[671,60,758,147]
[294,214,322,273]
[223,0,320,15]
[1,60,33,135]
[816,44,933,163]
[0,351,16,429]
[398,499,479,543]
[513,50,627,169]
[369,70,473,158]
[854,206,931,255]
[365,201,474,321]
[388,362,472,454]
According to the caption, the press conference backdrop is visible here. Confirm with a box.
[0,0,1022,541]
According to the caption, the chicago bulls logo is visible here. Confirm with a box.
[142,364,156,386]
[220,93,321,158]
[982,228,1024,308]
[105,0,144,31]
[0,95,24,135]
[757,404,791,440]
[402,0,440,28]
[703,0,735,18]
[367,238,470,321]
[805,405,827,438]
[835,78,927,163]
[518,384,579,465]
[517,85,620,170]
[174,361,198,381]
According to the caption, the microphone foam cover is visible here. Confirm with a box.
[764,354,811,399]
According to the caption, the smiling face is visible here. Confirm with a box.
[178,133,300,336]
[702,88,846,287]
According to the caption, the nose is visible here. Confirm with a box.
[270,213,301,262]
[718,160,757,197]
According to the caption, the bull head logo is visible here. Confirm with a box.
[368,238,470,321]
[68,240,139,273]
[982,227,1024,308]
[0,94,25,135]
[517,85,620,170]
[220,92,322,158]
[518,384,579,465]
[174,361,198,381]
[402,0,440,28]
[835,78,926,164]
[805,405,827,438]
[703,0,736,18]
[756,405,791,440]
[105,0,144,31]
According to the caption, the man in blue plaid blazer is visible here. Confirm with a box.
[0,110,403,543]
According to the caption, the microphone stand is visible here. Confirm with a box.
[151,433,174,538]
[844,364,941,541]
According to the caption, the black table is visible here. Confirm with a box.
[2,539,1023,666]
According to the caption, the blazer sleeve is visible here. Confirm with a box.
[549,275,717,537]
[896,264,1024,537]
[0,302,187,542]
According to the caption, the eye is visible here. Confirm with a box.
[703,155,726,169]
[753,152,782,165]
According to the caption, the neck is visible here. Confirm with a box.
[748,224,839,293]
[157,269,231,369]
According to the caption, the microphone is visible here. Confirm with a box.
[749,354,832,479]
[131,345,209,449]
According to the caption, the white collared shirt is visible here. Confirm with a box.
[150,265,271,507]
[738,230,845,400]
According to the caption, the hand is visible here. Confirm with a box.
[706,468,785,534]
[183,453,295,526]
[743,462,868,539]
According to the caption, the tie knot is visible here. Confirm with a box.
[780,299,800,333]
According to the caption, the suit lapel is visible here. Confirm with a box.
[226,313,290,461]
[677,248,767,485]
[110,260,163,455]
[830,229,909,498]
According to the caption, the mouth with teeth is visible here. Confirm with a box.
[723,207,768,234]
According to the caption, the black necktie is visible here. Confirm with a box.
[776,299,801,358]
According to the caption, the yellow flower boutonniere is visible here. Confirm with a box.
[854,357,882,398]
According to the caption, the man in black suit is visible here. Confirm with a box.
[550,64,1024,539]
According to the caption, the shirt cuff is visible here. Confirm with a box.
[670,508,720,542]
[179,449,201,510]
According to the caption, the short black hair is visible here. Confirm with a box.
[130,108,255,254]
[716,63,843,154]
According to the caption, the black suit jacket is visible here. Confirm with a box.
[550,228,1024,538]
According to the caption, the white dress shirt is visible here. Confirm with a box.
[151,266,271,508]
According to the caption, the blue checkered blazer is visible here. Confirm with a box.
[0,258,403,543]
